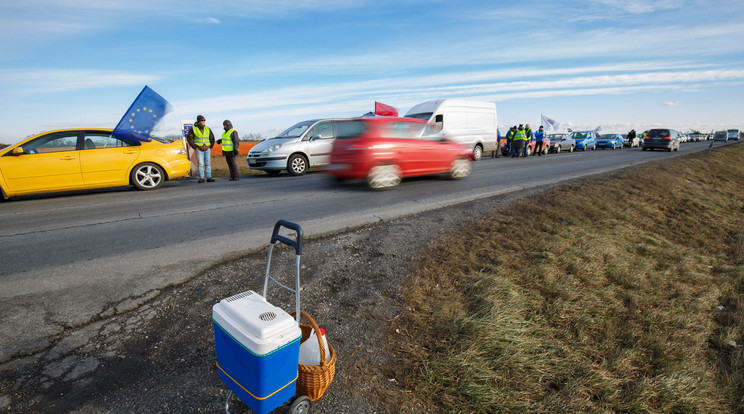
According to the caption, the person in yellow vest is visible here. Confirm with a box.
[217,120,241,181]
[186,115,215,183]
[511,124,527,158]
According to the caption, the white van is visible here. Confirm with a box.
[404,99,498,160]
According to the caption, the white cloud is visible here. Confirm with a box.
[663,101,680,106]
[591,0,685,14]
[194,17,221,24]
[0,69,158,94]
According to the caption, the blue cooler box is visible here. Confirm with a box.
[213,290,302,414]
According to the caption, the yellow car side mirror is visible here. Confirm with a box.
[12,147,24,155]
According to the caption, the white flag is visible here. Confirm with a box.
[541,114,560,131]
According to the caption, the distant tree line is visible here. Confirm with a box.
[160,132,266,142]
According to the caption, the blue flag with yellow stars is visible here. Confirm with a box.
[112,86,172,142]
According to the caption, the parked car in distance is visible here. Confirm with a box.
[572,131,597,151]
[728,129,740,140]
[713,130,728,142]
[0,128,190,199]
[326,117,473,190]
[246,119,341,176]
[623,134,640,148]
[596,133,624,149]
[547,133,575,153]
[642,128,681,151]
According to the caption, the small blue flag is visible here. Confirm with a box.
[112,86,172,142]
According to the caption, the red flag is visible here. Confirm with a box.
[374,101,398,117]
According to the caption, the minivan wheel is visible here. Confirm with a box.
[367,164,401,190]
[449,158,472,179]
[472,145,483,161]
[287,154,308,176]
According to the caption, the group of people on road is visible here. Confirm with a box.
[185,115,241,182]
[496,124,546,158]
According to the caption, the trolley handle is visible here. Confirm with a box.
[270,219,303,255]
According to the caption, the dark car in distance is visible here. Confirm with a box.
[642,128,681,152]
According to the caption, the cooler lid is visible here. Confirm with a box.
[213,290,298,341]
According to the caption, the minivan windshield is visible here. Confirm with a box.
[572,132,588,139]
[404,112,433,121]
[273,120,317,139]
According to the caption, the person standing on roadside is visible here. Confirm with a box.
[186,115,215,183]
[506,126,517,157]
[492,128,502,158]
[534,125,546,156]
[217,120,241,181]
[627,129,636,148]
[523,124,533,157]
[512,125,527,158]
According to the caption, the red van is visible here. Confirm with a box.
[326,117,474,189]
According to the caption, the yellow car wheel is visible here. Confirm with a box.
[131,163,165,190]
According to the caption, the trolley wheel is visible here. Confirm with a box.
[288,396,311,414]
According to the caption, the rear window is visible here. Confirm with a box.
[647,129,671,138]
[335,120,367,139]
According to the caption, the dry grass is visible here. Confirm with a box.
[209,155,263,177]
[388,143,744,413]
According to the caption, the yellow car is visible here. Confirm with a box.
[0,128,191,199]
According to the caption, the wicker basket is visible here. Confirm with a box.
[291,311,337,401]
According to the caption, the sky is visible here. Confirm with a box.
[2,0,744,143]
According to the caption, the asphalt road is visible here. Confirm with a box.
[0,140,724,364]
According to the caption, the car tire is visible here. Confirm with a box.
[555,146,561,154]
[472,145,483,161]
[368,164,401,190]
[130,163,164,191]
[449,158,472,179]
[582,145,586,151]
[569,145,574,152]
[287,154,308,176]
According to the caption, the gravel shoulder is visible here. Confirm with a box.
[1,187,549,413]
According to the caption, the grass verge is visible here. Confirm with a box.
[389,143,744,412]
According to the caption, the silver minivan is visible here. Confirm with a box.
[246,119,341,175]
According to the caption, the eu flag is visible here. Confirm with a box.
[112,86,172,142]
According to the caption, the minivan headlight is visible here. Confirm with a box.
[268,143,282,152]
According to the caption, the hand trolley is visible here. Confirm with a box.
[213,219,312,414]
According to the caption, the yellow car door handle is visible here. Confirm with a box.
[123,151,138,154]
[60,156,77,160]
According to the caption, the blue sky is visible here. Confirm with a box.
[2,0,743,143]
